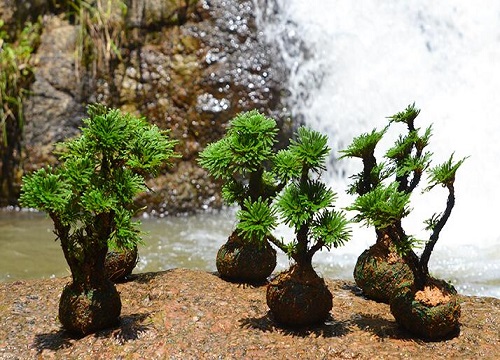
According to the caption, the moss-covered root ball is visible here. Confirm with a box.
[58,281,121,336]
[105,246,139,283]
[266,264,333,327]
[216,232,276,284]
[390,279,461,340]
[354,242,418,303]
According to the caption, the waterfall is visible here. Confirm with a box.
[257,0,500,297]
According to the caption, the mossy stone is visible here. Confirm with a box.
[216,231,276,284]
[105,246,139,282]
[266,264,332,327]
[390,279,461,340]
[354,242,418,303]
[58,280,121,336]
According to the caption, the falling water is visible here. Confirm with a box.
[257,0,500,297]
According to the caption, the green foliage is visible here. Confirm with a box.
[288,126,330,173]
[20,167,73,216]
[198,139,233,180]
[0,19,41,145]
[236,197,278,245]
[273,127,351,262]
[273,149,302,182]
[385,130,420,161]
[387,102,420,128]
[346,161,390,196]
[199,110,278,178]
[278,179,336,229]
[339,127,386,160]
[342,103,466,273]
[199,110,280,208]
[66,0,127,76]
[347,183,411,230]
[311,210,351,249]
[0,19,40,205]
[342,104,435,230]
[425,153,468,191]
[423,213,441,231]
[20,105,178,253]
[394,151,432,178]
[209,120,351,263]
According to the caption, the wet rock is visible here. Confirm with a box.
[4,0,292,214]
[22,16,86,172]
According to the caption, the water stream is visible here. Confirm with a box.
[1,208,499,297]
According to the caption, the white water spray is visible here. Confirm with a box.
[258,0,500,297]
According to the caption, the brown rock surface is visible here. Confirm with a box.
[0,268,498,359]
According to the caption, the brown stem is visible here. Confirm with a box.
[360,153,377,195]
[418,183,455,289]
[266,234,287,254]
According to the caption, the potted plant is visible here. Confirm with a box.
[340,104,431,303]
[389,154,465,339]
[343,104,465,339]
[19,104,177,336]
[198,110,290,283]
[238,126,351,327]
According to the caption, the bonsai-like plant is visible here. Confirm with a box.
[340,104,431,303]
[198,110,287,283]
[343,104,465,339]
[20,104,177,336]
[238,127,351,327]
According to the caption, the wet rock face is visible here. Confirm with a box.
[11,0,291,214]
[23,16,86,173]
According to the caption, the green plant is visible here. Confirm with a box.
[198,110,286,282]
[20,104,178,335]
[342,103,465,339]
[0,19,41,205]
[255,127,351,265]
[343,103,466,287]
[238,126,351,327]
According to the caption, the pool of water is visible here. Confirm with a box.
[1,209,498,298]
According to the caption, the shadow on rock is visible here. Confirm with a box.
[32,312,153,353]
[239,311,351,338]
[32,330,73,353]
[351,313,411,340]
[110,313,154,344]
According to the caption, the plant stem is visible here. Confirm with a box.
[267,233,288,254]
[248,166,264,202]
[418,183,455,287]
[360,153,377,195]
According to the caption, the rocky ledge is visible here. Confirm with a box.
[0,268,498,359]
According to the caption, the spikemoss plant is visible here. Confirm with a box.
[20,104,177,335]
[341,103,466,339]
[238,127,351,327]
[198,110,287,283]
